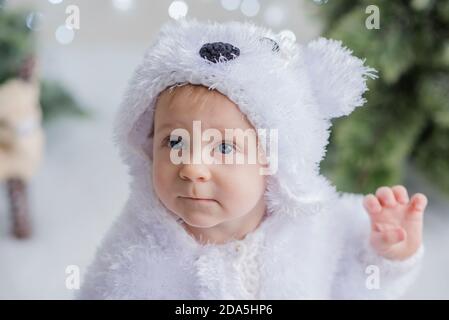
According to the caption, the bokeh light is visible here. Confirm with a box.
[112,0,134,11]
[55,25,75,44]
[240,0,259,17]
[263,4,286,27]
[25,12,44,31]
[220,0,240,11]
[168,1,188,20]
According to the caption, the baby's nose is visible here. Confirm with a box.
[179,163,211,182]
[199,42,240,63]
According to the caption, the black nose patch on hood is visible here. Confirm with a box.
[199,42,240,63]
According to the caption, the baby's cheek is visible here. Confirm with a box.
[152,161,172,193]
[152,171,164,199]
[152,168,161,185]
[223,165,264,206]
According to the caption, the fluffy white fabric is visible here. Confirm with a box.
[77,19,423,299]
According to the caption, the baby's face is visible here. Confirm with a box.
[152,85,267,231]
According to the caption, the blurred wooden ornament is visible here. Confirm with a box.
[0,57,45,239]
[7,178,31,238]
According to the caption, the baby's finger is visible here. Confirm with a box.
[363,194,382,215]
[375,186,397,208]
[371,227,406,253]
[392,185,409,205]
[406,193,428,222]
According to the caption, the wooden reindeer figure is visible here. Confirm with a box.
[0,57,44,238]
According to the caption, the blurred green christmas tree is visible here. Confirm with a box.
[318,0,449,197]
[0,1,87,123]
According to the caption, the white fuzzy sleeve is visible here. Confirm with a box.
[75,218,129,300]
[75,204,143,300]
[330,192,424,299]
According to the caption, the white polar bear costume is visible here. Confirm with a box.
[78,19,423,299]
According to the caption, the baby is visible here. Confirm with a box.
[78,19,427,299]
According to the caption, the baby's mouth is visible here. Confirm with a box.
[179,196,217,203]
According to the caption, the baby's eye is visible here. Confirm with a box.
[216,141,236,154]
[167,136,185,150]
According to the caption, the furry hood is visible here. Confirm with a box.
[112,18,376,227]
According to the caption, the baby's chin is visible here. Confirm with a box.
[178,214,224,229]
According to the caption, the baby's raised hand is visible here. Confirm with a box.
[363,186,427,261]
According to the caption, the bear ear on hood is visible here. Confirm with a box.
[304,37,378,120]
